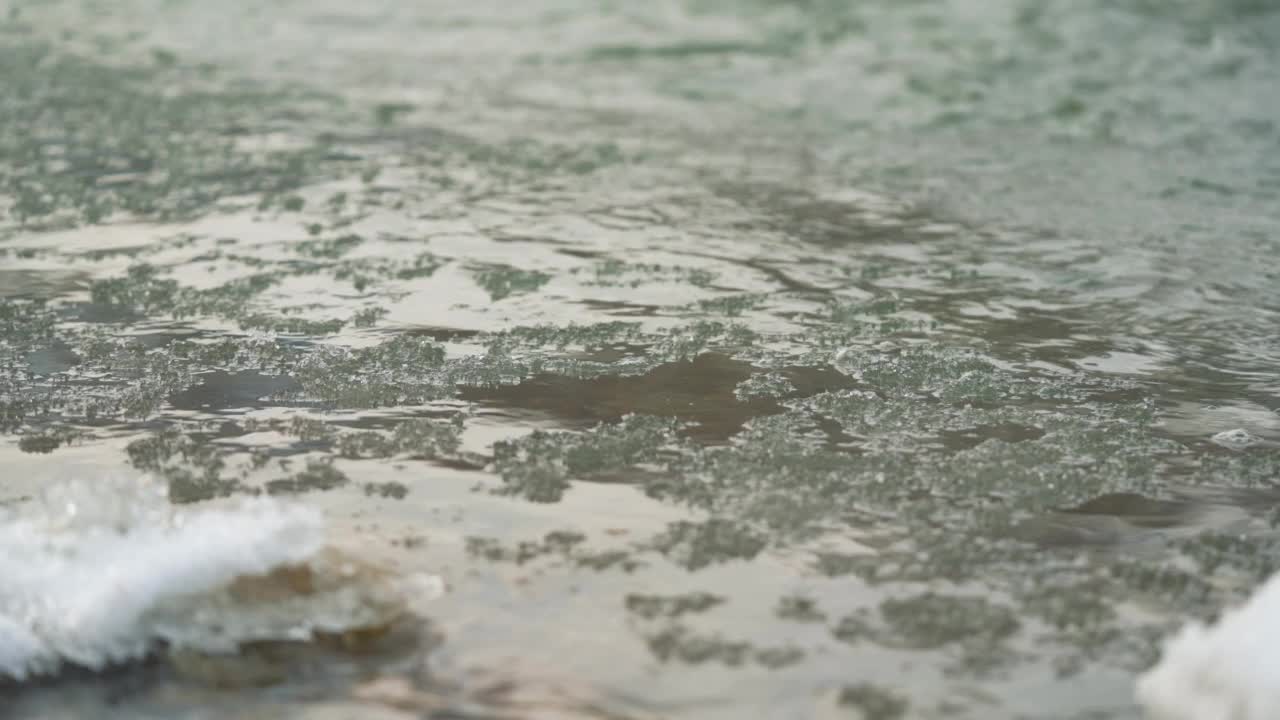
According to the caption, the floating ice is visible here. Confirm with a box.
[0,474,434,681]
[1136,571,1280,720]
[1211,428,1259,450]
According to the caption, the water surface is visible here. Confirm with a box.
[2,1,1280,718]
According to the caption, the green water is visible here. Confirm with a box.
[2,0,1279,717]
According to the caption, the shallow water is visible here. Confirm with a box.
[2,0,1280,717]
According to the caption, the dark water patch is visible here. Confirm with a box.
[940,422,1046,451]
[25,341,81,376]
[71,243,149,260]
[684,251,831,296]
[941,306,1115,360]
[310,407,467,431]
[72,300,145,324]
[168,371,302,412]
[714,181,964,249]
[324,123,482,154]
[1010,494,1202,549]
[463,353,765,441]
[128,329,209,351]
[1061,493,1192,527]
[584,41,784,62]
[350,128,635,183]
[463,353,852,443]
[403,325,483,343]
[0,268,88,299]
[574,298,665,316]
[486,233,580,248]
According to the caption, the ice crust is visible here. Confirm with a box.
[1137,571,1280,720]
[0,475,332,679]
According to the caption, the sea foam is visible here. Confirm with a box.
[0,474,417,681]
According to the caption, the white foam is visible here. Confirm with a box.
[0,475,335,679]
[1137,571,1280,720]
